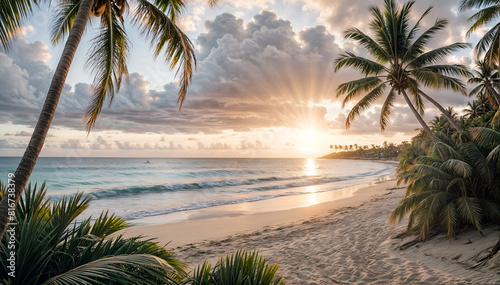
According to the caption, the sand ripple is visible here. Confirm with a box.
[176,185,500,284]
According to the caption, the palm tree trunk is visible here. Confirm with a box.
[490,88,500,110]
[0,0,94,238]
[419,92,463,132]
[401,90,445,160]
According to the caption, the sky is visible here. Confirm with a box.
[0,0,485,158]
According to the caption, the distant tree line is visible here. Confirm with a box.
[323,141,405,160]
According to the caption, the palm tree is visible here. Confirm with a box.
[0,0,218,238]
[461,0,500,66]
[0,183,187,284]
[469,60,500,109]
[464,94,492,121]
[335,0,470,146]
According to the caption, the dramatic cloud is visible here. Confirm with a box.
[287,0,473,45]
[0,4,476,142]
[1,9,341,135]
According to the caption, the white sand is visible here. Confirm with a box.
[122,178,500,284]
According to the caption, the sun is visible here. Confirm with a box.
[298,127,324,155]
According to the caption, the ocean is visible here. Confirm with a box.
[0,157,394,223]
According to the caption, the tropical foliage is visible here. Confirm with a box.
[461,0,500,65]
[335,0,470,144]
[0,183,187,285]
[323,141,406,160]
[187,250,286,285]
[0,0,36,49]
[468,60,500,109]
[390,128,500,239]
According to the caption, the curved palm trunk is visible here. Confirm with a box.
[401,90,445,161]
[0,0,94,238]
[419,92,463,132]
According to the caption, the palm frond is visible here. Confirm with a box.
[465,4,500,37]
[404,18,447,62]
[85,6,130,132]
[343,28,390,62]
[440,202,458,238]
[471,127,500,146]
[336,76,383,100]
[133,0,195,109]
[41,254,177,285]
[90,210,129,238]
[334,52,387,75]
[50,0,84,44]
[0,0,36,49]
[440,159,473,178]
[456,196,483,232]
[380,88,396,130]
[345,82,386,129]
[389,190,440,224]
[409,43,471,69]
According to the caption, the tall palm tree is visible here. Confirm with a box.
[461,0,500,66]
[469,60,500,109]
[335,0,470,146]
[0,0,218,238]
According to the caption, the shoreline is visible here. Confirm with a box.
[121,175,396,248]
[122,171,500,284]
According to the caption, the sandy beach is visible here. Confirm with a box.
[122,177,500,284]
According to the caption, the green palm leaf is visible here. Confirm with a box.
[440,202,458,238]
[334,53,387,75]
[380,88,396,130]
[85,5,130,131]
[345,82,386,129]
[0,0,36,49]
[440,159,473,178]
[50,0,85,45]
[41,254,177,285]
[456,196,483,232]
[133,0,195,109]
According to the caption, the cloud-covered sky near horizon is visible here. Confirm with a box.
[0,0,482,157]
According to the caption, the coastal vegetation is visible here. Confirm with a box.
[2,0,500,281]
[0,183,188,284]
[0,183,286,284]
[322,142,404,160]
[331,0,500,261]
[188,250,286,285]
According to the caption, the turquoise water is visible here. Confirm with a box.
[0,157,394,220]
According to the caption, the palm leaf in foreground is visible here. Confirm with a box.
[0,183,186,285]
